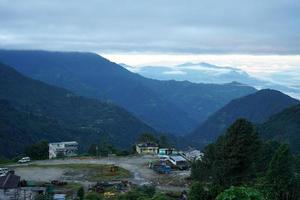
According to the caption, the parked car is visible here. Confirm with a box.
[0,168,9,176]
[18,157,31,163]
[51,180,67,186]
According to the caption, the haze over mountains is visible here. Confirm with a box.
[122,62,300,99]
[0,50,256,135]
[0,62,155,157]
[189,89,299,147]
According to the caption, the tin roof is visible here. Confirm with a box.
[0,173,20,189]
[137,142,158,147]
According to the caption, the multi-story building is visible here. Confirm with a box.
[49,141,78,159]
[136,142,159,154]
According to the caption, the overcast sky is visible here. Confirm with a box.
[0,0,300,54]
[0,0,300,88]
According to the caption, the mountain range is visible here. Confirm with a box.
[0,50,256,135]
[123,62,300,99]
[0,62,155,157]
[0,49,299,157]
[188,89,299,147]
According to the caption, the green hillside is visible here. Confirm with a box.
[0,62,155,157]
[258,104,300,154]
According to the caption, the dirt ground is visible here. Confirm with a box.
[11,155,190,192]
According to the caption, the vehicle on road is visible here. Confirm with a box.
[0,168,9,176]
[18,157,31,163]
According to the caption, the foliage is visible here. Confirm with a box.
[190,115,300,200]
[84,192,102,200]
[117,185,156,200]
[77,186,85,200]
[255,140,280,176]
[261,144,300,200]
[151,193,171,200]
[88,144,98,156]
[192,119,261,189]
[258,104,300,154]
[190,89,299,147]
[138,133,158,143]
[88,142,134,157]
[188,182,211,200]
[216,186,265,200]
[158,135,171,148]
[0,62,155,158]
[34,194,52,200]
[25,140,49,160]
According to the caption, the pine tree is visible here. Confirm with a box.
[265,144,298,200]
[77,186,85,200]
[220,119,261,186]
[191,119,262,198]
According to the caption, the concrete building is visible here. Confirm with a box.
[49,141,78,159]
[158,148,179,158]
[136,143,159,154]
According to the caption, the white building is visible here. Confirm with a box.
[182,149,203,161]
[49,141,78,159]
[136,143,159,154]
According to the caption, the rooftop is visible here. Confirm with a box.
[49,141,78,146]
[169,155,187,162]
[137,142,158,147]
[0,173,20,189]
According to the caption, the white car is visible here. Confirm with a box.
[0,168,9,176]
[18,157,31,163]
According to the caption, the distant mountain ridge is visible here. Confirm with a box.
[123,62,300,99]
[0,50,257,135]
[0,62,155,157]
[189,89,300,147]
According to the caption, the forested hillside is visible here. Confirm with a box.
[0,62,155,157]
[258,104,300,154]
[189,89,299,147]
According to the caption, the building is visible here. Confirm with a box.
[0,172,20,200]
[136,142,159,154]
[167,155,189,170]
[49,141,78,159]
[182,149,203,161]
[158,148,179,158]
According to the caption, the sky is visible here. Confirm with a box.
[0,0,299,86]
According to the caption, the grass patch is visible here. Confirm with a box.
[0,159,14,167]
[16,163,132,182]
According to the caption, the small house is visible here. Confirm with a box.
[0,172,20,200]
[168,155,189,170]
[136,142,159,154]
[49,141,78,159]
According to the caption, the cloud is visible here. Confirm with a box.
[163,70,186,75]
[0,0,299,54]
